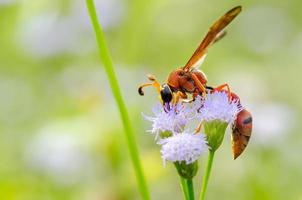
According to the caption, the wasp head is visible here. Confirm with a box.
[160,84,173,111]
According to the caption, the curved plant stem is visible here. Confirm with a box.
[199,151,215,200]
[187,179,195,200]
[180,176,189,200]
[85,0,150,199]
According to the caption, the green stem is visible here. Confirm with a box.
[199,151,215,200]
[187,179,195,200]
[85,1,150,199]
[180,176,189,200]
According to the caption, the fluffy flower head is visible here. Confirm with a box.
[159,131,208,165]
[143,103,194,138]
[198,91,242,124]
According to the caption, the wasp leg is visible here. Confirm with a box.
[213,83,232,101]
[191,73,206,97]
[138,74,161,95]
[173,91,187,105]
[194,121,204,134]
[181,92,199,103]
[192,92,199,101]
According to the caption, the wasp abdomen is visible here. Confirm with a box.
[243,117,252,125]
[231,109,252,159]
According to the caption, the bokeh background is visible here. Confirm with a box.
[1,0,302,199]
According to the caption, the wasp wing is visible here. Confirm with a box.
[186,30,226,69]
[183,6,241,71]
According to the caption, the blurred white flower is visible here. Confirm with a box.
[197,92,242,124]
[238,6,292,54]
[17,0,126,57]
[251,102,296,144]
[159,131,208,165]
[0,76,35,125]
[143,103,195,138]
[73,0,126,30]
[0,0,16,6]
[24,123,93,185]
[18,13,81,57]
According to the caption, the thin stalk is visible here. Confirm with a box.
[199,150,215,200]
[187,179,195,200]
[180,176,189,200]
[85,1,150,199]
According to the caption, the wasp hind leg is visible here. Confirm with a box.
[213,83,232,101]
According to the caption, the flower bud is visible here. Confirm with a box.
[174,160,198,179]
[204,120,228,152]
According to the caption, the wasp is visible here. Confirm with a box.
[138,6,242,109]
[138,6,252,158]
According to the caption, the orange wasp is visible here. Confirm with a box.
[138,6,253,159]
[138,6,242,109]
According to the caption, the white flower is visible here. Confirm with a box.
[197,91,242,124]
[159,131,208,165]
[143,103,195,138]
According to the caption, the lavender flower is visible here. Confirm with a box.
[197,91,242,124]
[159,131,208,165]
[143,103,195,139]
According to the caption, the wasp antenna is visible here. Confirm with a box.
[147,74,156,81]
[138,86,145,96]
[138,82,154,96]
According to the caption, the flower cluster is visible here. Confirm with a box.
[144,91,242,170]
[196,91,242,123]
[142,103,193,139]
[159,131,208,165]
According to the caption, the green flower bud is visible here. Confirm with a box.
[204,120,228,152]
[174,161,198,179]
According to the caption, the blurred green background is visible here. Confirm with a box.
[1,0,302,199]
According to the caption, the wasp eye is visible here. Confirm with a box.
[160,85,173,104]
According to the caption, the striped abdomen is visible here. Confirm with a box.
[231,109,253,159]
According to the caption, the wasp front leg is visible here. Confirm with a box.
[181,92,199,103]
[172,91,187,105]
[190,73,207,97]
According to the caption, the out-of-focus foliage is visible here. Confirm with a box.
[0,0,302,199]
